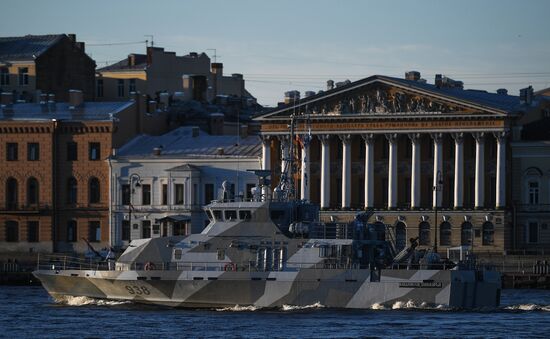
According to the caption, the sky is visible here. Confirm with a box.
[2,0,550,106]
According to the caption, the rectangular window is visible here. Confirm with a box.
[89,221,101,242]
[67,220,77,242]
[117,79,124,97]
[96,79,104,97]
[89,142,100,160]
[142,220,151,238]
[27,143,39,161]
[122,220,130,241]
[141,184,151,205]
[162,184,168,205]
[175,184,184,205]
[153,223,160,235]
[121,184,131,205]
[7,143,18,161]
[528,222,539,243]
[67,142,78,161]
[18,67,28,85]
[204,183,214,205]
[0,67,9,86]
[5,221,19,242]
[528,182,539,205]
[129,79,136,93]
[27,221,39,242]
[239,210,251,221]
[224,210,237,221]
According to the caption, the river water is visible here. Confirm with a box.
[1,286,550,338]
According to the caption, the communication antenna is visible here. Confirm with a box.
[206,49,219,63]
[145,35,154,47]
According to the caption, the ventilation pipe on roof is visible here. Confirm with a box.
[497,88,508,96]
[327,80,334,90]
[405,71,421,81]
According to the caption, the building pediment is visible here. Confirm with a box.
[255,76,519,121]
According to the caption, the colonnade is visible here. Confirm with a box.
[261,131,507,210]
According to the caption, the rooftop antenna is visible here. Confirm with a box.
[145,35,154,47]
[206,49,218,63]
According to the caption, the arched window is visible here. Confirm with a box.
[6,177,18,210]
[461,222,473,246]
[482,222,494,245]
[5,220,19,242]
[89,177,100,203]
[419,221,430,246]
[395,222,407,251]
[440,222,452,246]
[67,177,77,204]
[27,177,39,205]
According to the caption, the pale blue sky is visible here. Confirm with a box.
[2,0,550,106]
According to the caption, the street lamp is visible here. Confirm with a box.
[433,170,443,254]
[128,173,141,228]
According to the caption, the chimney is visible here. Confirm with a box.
[240,124,248,138]
[211,63,223,75]
[327,80,334,90]
[304,91,316,98]
[67,34,76,43]
[284,90,300,104]
[128,54,136,67]
[190,52,198,58]
[209,113,224,135]
[148,100,157,113]
[69,89,84,109]
[435,74,443,88]
[497,88,508,95]
[192,126,200,137]
[520,86,534,105]
[405,71,421,81]
[75,42,85,52]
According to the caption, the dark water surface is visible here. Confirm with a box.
[2,286,550,338]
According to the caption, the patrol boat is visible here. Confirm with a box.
[33,121,501,309]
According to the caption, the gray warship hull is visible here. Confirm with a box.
[34,267,500,308]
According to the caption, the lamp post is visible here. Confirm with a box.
[433,170,443,254]
[128,173,141,233]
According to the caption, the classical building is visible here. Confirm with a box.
[0,34,96,102]
[96,46,250,103]
[0,90,169,254]
[109,126,261,248]
[254,72,543,254]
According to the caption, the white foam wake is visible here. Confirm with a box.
[53,295,130,306]
[281,302,325,311]
[370,300,450,310]
[215,304,260,312]
[504,304,550,312]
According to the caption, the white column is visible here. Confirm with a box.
[340,134,352,209]
[300,136,311,201]
[495,131,507,209]
[319,135,331,209]
[474,132,485,209]
[362,134,375,209]
[453,133,464,209]
[408,133,421,209]
[279,136,290,175]
[261,136,271,170]
[386,133,398,209]
[432,133,443,208]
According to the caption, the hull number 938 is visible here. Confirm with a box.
[125,285,151,295]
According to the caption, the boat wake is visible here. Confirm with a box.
[215,305,260,312]
[370,301,450,311]
[281,302,325,311]
[53,295,130,307]
[503,304,550,312]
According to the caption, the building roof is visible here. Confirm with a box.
[256,74,523,119]
[116,126,261,159]
[0,34,65,61]
[0,101,134,121]
[97,54,148,72]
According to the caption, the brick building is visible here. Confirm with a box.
[0,90,169,254]
[0,34,96,102]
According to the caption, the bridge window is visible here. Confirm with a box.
[239,210,251,221]
[212,210,222,221]
[224,210,237,221]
